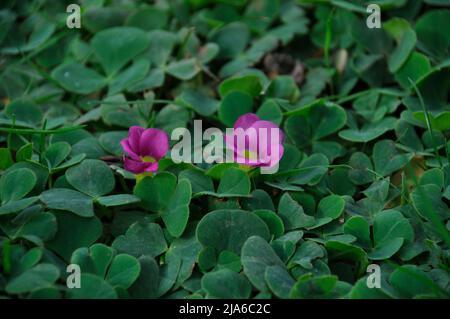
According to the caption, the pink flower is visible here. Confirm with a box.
[225,113,285,168]
[120,126,169,174]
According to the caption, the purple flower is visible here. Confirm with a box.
[120,126,169,174]
[225,113,284,168]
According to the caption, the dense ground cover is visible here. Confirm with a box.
[0,0,449,299]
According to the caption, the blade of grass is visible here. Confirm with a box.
[2,239,11,275]
[324,8,335,68]
[0,125,86,135]
[409,78,443,167]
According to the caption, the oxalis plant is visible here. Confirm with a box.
[0,0,449,300]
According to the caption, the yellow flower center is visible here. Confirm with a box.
[141,156,155,163]
[136,171,153,183]
[135,156,156,183]
[243,149,258,160]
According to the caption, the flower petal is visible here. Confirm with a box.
[128,126,145,154]
[249,120,285,145]
[120,139,140,160]
[139,128,169,160]
[124,157,148,174]
[143,162,159,172]
[234,113,260,130]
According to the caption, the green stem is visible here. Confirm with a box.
[0,125,86,135]
[409,78,443,167]
[2,239,11,275]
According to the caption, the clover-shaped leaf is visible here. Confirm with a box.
[196,210,270,255]
[66,159,115,198]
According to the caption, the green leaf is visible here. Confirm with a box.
[266,76,299,102]
[43,142,71,169]
[415,9,450,59]
[256,99,283,125]
[373,210,413,244]
[98,131,127,156]
[16,143,33,162]
[66,159,115,198]
[129,256,160,298]
[109,59,150,94]
[96,194,140,207]
[40,188,94,217]
[134,172,177,212]
[6,264,59,294]
[314,104,347,140]
[289,240,325,269]
[219,75,262,98]
[217,250,242,273]
[395,52,431,89]
[5,162,48,193]
[165,227,202,288]
[339,117,397,143]
[91,27,150,76]
[179,169,214,194]
[177,89,219,117]
[419,168,444,189]
[388,29,417,73]
[343,216,371,249]
[0,148,14,169]
[290,275,341,299]
[413,111,450,131]
[241,236,286,292]
[52,63,106,95]
[106,254,141,289]
[67,274,117,299]
[18,247,43,272]
[5,99,42,126]
[389,265,441,298]
[219,91,253,127]
[201,269,252,299]
[0,197,40,216]
[411,184,450,221]
[368,237,404,260]
[287,153,329,185]
[216,168,251,197]
[71,247,102,275]
[370,210,413,259]
[145,30,177,66]
[253,209,285,238]
[90,244,115,277]
[264,265,295,299]
[325,241,368,267]
[0,168,36,204]
[317,195,345,220]
[126,7,168,31]
[277,193,315,230]
[242,189,275,211]
[196,210,270,255]
[48,212,102,261]
[3,211,56,244]
[166,58,201,80]
[211,22,249,59]
[349,277,392,299]
[112,222,168,258]
[348,152,375,185]
[373,140,413,176]
[71,244,115,277]
[2,19,55,54]
[161,178,191,237]
[198,247,217,272]
[206,163,240,180]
